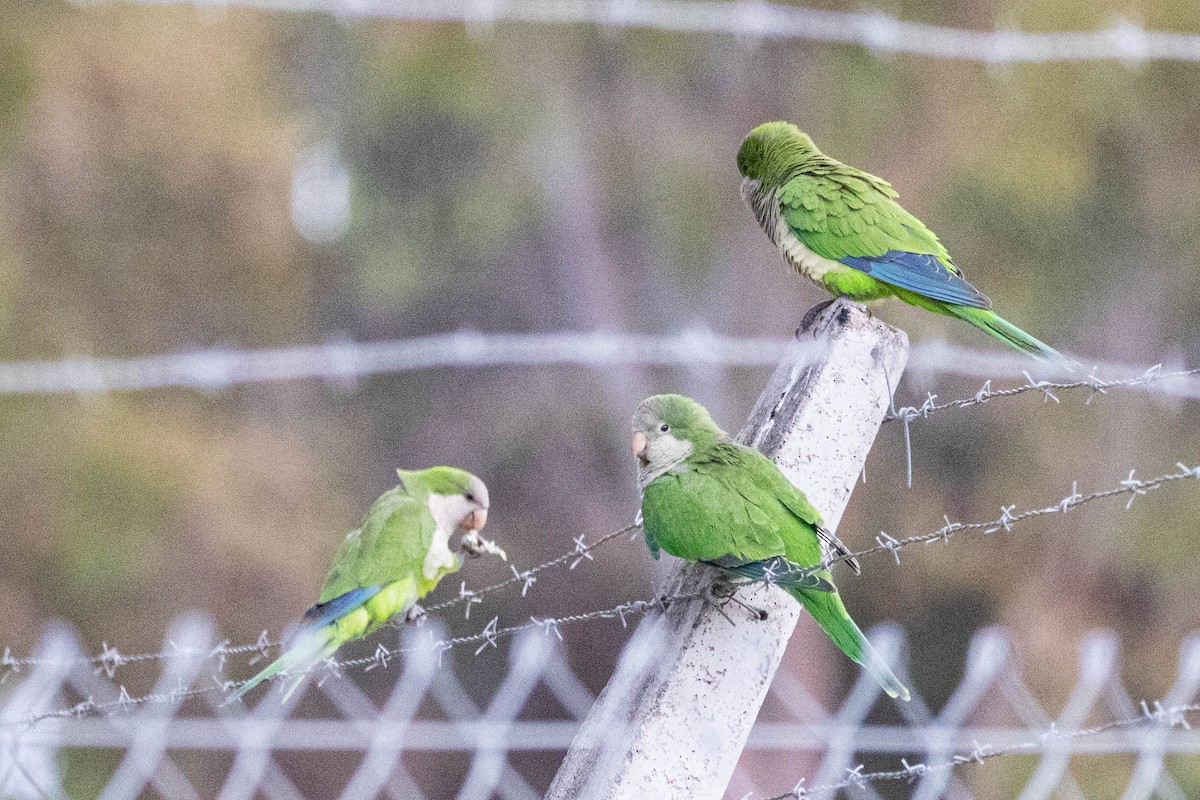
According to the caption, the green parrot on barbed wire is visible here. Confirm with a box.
[632,394,910,701]
[737,121,1067,364]
[227,467,500,703]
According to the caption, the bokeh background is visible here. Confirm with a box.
[1,0,1199,796]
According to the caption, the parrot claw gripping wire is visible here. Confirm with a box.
[709,580,768,622]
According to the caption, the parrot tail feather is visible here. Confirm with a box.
[949,306,1072,368]
[224,626,336,705]
[793,587,911,702]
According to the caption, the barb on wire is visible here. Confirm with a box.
[888,364,1200,426]
[0,520,641,679]
[343,588,699,673]
[0,638,282,678]
[14,587,702,725]
[766,700,1200,799]
[816,462,1200,574]
[423,522,639,615]
[74,0,1200,65]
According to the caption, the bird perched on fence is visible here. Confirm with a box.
[737,121,1066,364]
[632,394,910,700]
[227,467,499,703]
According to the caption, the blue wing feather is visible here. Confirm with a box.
[301,586,382,630]
[840,251,992,308]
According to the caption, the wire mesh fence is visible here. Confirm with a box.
[7,0,1200,797]
[3,615,1199,799]
[1,320,1195,798]
[0,441,1194,799]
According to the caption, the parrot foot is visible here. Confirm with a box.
[705,590,737,625]
[404,603,427,626]
[798,299,837,333]
[708,580,769,622]
[725,593,769,621]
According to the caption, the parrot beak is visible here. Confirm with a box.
[467,508,487,532]
[632,431,648,464]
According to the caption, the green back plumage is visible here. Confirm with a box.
[737,122,1067,364]
[318,466,481,602]
[738,121,958,272]
[634,394,847,571]
[641,445,824,569]
[778,172,950,266]
[317,484,437,603]
[634,393,909,700]
[227,466,486,703]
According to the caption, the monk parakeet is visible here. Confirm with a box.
[632,394,910,701]
[227,467,495,702]
[737,121,1065,363]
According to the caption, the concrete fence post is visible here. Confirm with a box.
[546,298,909,800]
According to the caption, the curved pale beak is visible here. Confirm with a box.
[632,431,648,462]
[466,508,488,531]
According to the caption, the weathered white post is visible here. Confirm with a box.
[546,298,908,799]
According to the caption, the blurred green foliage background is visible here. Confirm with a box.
[1,0,1199,796]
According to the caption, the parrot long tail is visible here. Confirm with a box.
[791,587,911,702]
[948,306,1070,366]
[225,626,338,705]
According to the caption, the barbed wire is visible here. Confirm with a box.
[888,363,1200,426]
[0,635,277,679]
[78,0,1200,66]
[11,460,1198,725]
[884,360,1200,485]
[424,521,640,616]
[14,587,704,725]
[339,587,703,671]
[0,521,641,680]
[813,462,1200,575]
[767,700,1200,799]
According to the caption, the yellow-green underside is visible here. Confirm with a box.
[326,559,459,643]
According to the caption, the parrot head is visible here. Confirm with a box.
[405,466,490,533]
[631,394,728,489]
[736,121,821,189]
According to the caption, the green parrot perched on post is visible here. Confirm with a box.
[227,466,499,703]
[632,394,910,701]
[737,121,1066,364]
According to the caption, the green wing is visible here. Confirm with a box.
[778,170,990,308]
[777,170,942,260]
[744,453,861,574]
[317,487,434,603]
[642,447,823,568]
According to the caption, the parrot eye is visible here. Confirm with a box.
[659,423,670,433]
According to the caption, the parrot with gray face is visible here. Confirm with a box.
[632,394,909,700]
[227,466,495,703]
[737,121,1066,364]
